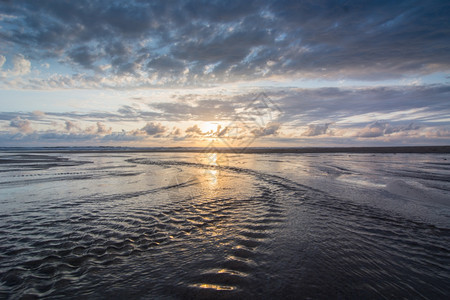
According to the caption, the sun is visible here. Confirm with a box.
[200,122,223,136]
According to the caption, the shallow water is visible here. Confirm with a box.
[0,152,449,299]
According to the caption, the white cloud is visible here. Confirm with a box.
[171,127,181,135]
[84,122,112,135]
[96,122,112,134]
[11,54,31,76]
[32,110,46,118]
[65,120,80,132]
[355,121,387,138]
[0,55,5,69]
[9,116,33,133]
[0,54,31,81]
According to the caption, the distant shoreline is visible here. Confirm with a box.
[1,146,449,154]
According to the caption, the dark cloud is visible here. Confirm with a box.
[147,55,186,75]
[1,0,448,86]
[117,105,139,116]
[185,124,203,135]
[215,125,230,137]
[355,121,388,138]
[146,85,450,128]
[151,98,237,121]
[252,122,280,137]
[354,121,421,138]
[172,29,272,67]
[384,123,420,135]
[302,123,332,136]
[142,122,166,136]
[67,46,99,70]
[115,106,160,121]
[101,131,145,142]
[31,107,160,123]
[0,112,22,121]
[0,130,144,146]
[276,85,450,126]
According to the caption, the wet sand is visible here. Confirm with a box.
[0,151,449,298]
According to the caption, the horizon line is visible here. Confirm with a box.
[1,145,449,154]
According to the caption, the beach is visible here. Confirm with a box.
[0,149,449,298]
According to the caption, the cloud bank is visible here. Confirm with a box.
[0,0,449,88]
[0,84,448,146]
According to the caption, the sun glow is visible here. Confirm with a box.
[200,122,222,136]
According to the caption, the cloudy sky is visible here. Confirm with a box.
[0,0,449,147]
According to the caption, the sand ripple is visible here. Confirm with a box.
[0,154,449,299]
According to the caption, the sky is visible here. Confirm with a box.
[0,0,449,147]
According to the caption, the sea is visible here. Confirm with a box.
[0,148,449,299]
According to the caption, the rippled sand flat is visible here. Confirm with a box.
[0,151,449,299]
